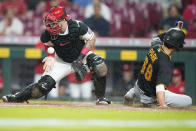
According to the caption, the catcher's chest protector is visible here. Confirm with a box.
[52,19,85,63]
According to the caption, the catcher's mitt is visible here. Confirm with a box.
[72,61,87,82]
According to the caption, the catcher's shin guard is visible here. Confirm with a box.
[87,53,108,98]
[87,53,111,104]
[92,74,106,98]
[93,75,111,105]
[3,75,56,102]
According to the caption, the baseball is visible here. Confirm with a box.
[47,47,55,54]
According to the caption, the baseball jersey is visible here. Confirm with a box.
[138,46,173,97]
[40,19,94,63]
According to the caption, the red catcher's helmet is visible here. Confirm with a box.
[43,6,68,39]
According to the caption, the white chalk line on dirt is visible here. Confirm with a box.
[0,119,196,128]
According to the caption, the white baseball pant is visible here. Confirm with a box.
[42,51,93,97]
[43,51,93,82]
[69,81,93,100]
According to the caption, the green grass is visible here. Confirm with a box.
[0,101,196,131]
[0,107,195,120]
[1,127,196,131]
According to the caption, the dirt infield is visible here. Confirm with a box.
[0,101,196,112]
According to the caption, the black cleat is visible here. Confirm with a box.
[96,97,111,105]
[2,94,28,103]
[2,94,18,103]
[2,96,8,102]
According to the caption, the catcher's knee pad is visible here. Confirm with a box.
[32,75,56,98]
[87,53,107,77]
[11,75,56,102]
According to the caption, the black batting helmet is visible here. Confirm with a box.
[163,28,185,50]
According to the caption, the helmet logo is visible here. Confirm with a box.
[54,10,60,14]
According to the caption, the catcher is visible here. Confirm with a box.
[124,21,192,108]
[2,6,111,105]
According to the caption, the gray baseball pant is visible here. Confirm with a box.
[125,81,192,107]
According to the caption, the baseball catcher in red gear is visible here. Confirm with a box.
[2,6,111,105]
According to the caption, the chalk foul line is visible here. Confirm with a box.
[0,119,195,128]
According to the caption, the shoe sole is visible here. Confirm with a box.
[124,96,133,106]
[96,101,110,105]
[2,96,8,102]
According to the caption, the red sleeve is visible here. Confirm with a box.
[44,45,55,57]
[34,41,45,49]
[34,41,54,57]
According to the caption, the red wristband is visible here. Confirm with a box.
[81,47,90,55]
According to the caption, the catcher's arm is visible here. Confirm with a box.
[42,41,55,72]
[72,23,96,81]
[78,20,96,60]
[82,33,96,50]
[78,28,96,61]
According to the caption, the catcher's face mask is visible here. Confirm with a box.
[43,6,69,40]
[43,13,62,37]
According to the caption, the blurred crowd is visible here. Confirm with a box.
[1,0,196,37]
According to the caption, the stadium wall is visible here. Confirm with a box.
[0,48,196,104]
